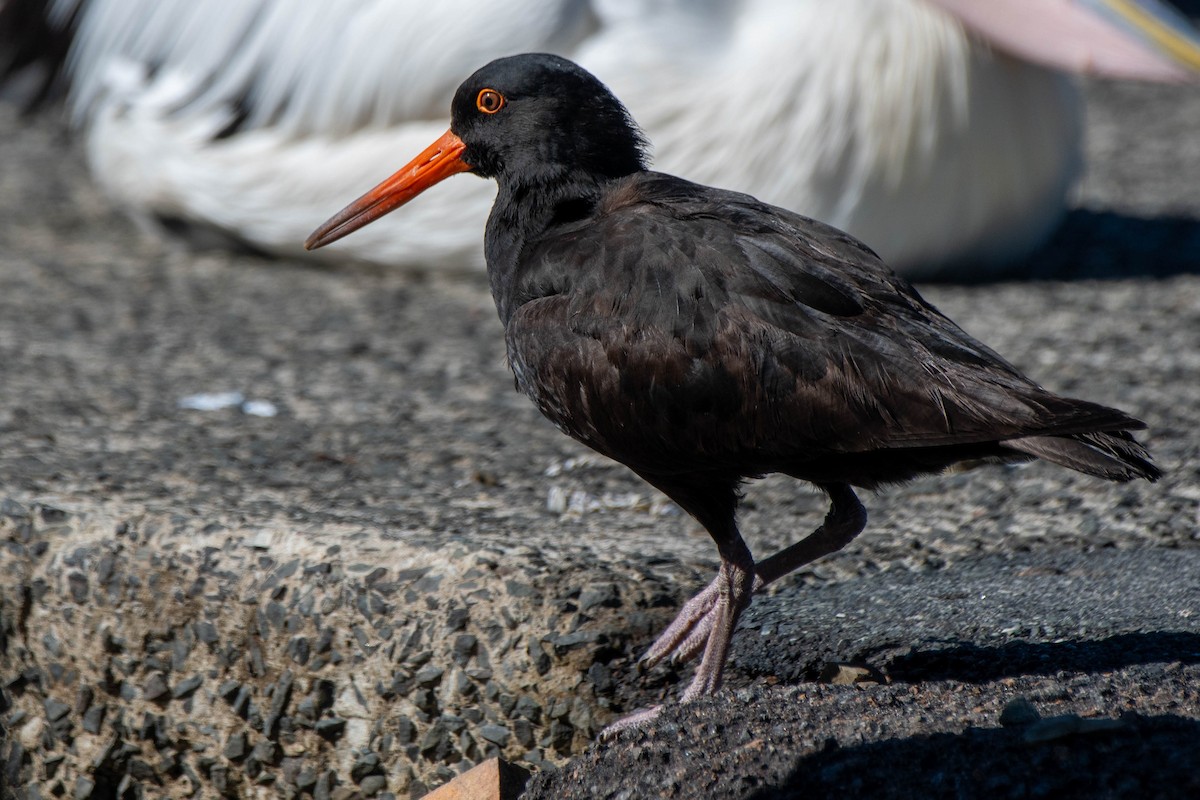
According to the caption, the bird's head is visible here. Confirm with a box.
[305,53,648,251]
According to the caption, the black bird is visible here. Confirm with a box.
[306,53,1160,728]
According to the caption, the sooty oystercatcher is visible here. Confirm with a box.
[306,53,1160,729]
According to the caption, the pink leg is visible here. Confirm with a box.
[603,485,866,735]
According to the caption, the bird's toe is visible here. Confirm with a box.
[599,704,665,739]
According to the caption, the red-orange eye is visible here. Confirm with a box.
[476,88,505,114]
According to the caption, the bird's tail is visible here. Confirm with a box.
[1004,430,1161,483]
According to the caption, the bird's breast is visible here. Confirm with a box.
[501,289,800,476]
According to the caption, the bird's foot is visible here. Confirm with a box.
[598,704,664,740]
[639,572,764,670]
[639,581,720,669]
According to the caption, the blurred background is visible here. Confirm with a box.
[2,0,1199,281]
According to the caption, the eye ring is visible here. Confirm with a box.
[476,88,505,114]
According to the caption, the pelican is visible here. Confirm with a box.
[3,0,1198,279]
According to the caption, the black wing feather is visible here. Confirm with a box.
[502,172,1155,483]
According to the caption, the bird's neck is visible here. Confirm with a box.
[484,171,611,325]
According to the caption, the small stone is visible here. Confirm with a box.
[446,607,470,632]
[170,638,191,671]
[94,556,117,589]
[587,662,613,694]
[232,685,252,718]
[43,754,65,780]
[17,718,43,750]
[295,767,318,790]
[567,698,592,732]
[265,602,286,630]
[420,722,451,759]
[67,572,88,604]
[526,638,551,676]
[548,720,573,754]
[42,633,63,658]
[0,498,26,517]
[441,714,467,734]
[223,732,249,761]
[211,764,232,796]
[350,753,382,782]
[251,740,281,766]
[218,680,241,703]
[43,698,71,722]
[137,712,159,743]
[40,505,67,522]
[999,697,1041,727]
[172,674,203,699]
[478,725,510,747]
[578,583,618,611]
[547,698,570,721]
[504,580,533,598]
[412,688,438,715]
[513,696,541,723]
[818,662,879,685]
[74,686,93,715]
[452,634,478,664]
[414,665,444,688]
[72,777,94,800]
[142,673,170,702]
[314,770,335,800]
[360,775,387,796]
[395,717,416,745]
[315,717,347,742]
[81,705,106,735]
[296,696,317,723]
[413,574,443,593]
[513,718,534,749]
[450,670,473,698]
[194,621,219,645]
[312,679,336,712]
[265,670,294,739]
[549,630,600,653]
[248,531,273,550]
[90,736,120,770]
[287,636,311,665]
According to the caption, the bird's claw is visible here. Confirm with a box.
[599,704,665,739]
[639,579,722,669]
[641,569,765,669]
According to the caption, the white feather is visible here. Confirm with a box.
[46,0,1197,277]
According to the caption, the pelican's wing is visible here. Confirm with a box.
[21,0,595,268]
[927,0,1200,81]
[51,0,596,135]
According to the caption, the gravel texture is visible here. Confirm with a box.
[1,75,1199,800]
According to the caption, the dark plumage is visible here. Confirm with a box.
[306,53,1159,729]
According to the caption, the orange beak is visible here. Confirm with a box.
[304,129,471,250]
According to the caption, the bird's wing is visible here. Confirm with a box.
[504,174,1140,474]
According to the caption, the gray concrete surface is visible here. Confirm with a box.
[1,76,1199,799]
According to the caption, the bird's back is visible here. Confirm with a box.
[501,172,1157,485]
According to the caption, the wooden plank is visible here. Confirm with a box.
[423,758,530,800]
